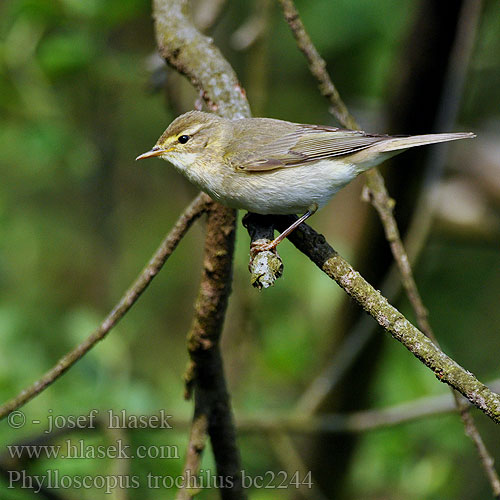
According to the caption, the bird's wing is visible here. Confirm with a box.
[228,125,390,172]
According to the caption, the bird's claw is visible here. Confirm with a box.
[250,239,278,259]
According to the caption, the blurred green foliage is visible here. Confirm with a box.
[1,0,500,499]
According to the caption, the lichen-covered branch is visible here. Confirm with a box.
[154,0,284,290]
[266,215,500,424]
[153,0,250,119]
[153,1,248,498]
[0,193,210,421]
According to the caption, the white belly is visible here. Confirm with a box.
[216,160,359,214]
[168,154,359,215]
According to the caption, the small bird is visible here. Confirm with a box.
[136,111,474,251]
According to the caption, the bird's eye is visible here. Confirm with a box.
[178,135,190,144]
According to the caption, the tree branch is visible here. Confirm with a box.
[263,215,500,424]
[152,1,249,497]
[153,0,250,119]
[181,204,243,499]
[275,0,431,319]
[9,378,500,441]
[0,193,210,421]
[231,377,500,434]
[276,0,419,300]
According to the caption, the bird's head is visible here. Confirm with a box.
[135,111,227,165]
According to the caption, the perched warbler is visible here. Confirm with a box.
[136,111,474,250]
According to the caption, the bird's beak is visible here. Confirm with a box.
[135,146,166,161]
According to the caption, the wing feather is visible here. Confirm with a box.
[226,123,390,172]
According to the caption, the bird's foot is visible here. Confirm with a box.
[250,239,278,258]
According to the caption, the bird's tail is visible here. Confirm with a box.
[380,132,475,152]
[352,131,475,174]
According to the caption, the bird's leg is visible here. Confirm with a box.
[250,203,318,255]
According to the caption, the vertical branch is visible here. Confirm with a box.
[176,413,209,500]
[180,204,243,499]
[152,1,250,498]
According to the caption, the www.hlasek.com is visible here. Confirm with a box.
[7,440,179,460]
[8,470,313,493]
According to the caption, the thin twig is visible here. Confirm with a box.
[233,377,500,434]
[276,0,427,320]
[362,176,432,332]
[276,0,416,299]
[294,314,375,416]
[231,0,270,51]
[193,0,227,31]
[277,2,500,497]
[153,1,249,498]
[241,379,500,434]
[7,377,500,440]
[459,401,500,499]
[0,193,210,421]
[369,0,499,493]
[275,0,433,305]
[176,414,209,500]
[277,0,357,130]
[367,169,500,497]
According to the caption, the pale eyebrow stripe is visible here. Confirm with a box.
[179,124,205,136]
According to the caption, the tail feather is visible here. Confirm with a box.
[381,132,475,152]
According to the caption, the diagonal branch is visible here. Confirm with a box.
[245,213,500,424]
[276,0,426,319]
[0,193,210,421]
[277,0,358,130]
